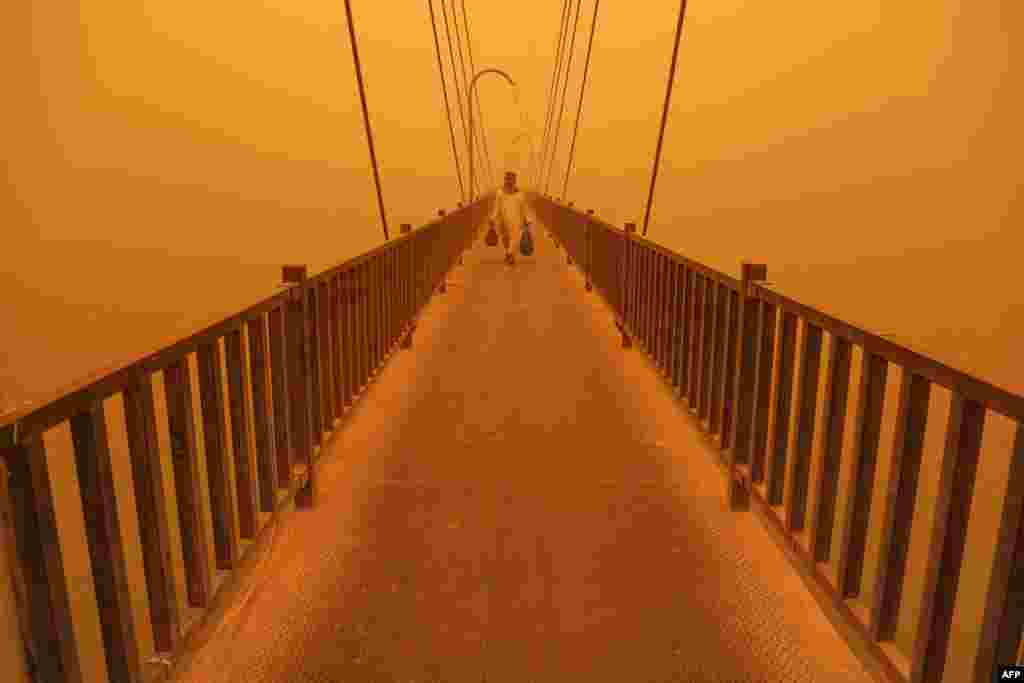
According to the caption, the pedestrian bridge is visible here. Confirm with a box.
[1,195,1022,683]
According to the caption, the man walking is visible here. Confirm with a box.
[489,171,529,265]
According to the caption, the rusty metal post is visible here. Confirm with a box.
[727,261,767,511]
[282,265,317,508]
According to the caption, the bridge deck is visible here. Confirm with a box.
[171,223,872,682]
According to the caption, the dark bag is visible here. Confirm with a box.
[519,225,534,256]
[485,224,499,247]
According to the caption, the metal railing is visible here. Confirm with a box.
[0,196,491,683]
[532,192,1024,683]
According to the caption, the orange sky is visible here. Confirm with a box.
[2,0,1021,397]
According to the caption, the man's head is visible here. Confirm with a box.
[503,171,517,192]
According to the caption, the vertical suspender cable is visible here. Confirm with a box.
[450,0,484,196]
[440,0,472,196]
[460,0,494,190]
[642,0,690,236]
[343,0,389,240]
[428,0,465,203]
[561,0,601,201]
[538,0,572,192]
[535,0,570,189]
[543,0,582,195]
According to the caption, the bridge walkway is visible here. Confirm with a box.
[170,219,871,683]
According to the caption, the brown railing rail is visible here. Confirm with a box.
[0,196,491,683]
[531,192,1024,683]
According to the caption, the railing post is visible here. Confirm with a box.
[617,222,636,348]
[728,261,767,511]
[282,265,317,509]
[400,224,415,349]
[585,209,594,292]
[3,436,85,683]
[435,210,448,295]
[0,456,34,683]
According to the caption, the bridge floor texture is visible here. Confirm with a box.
[171,223,872,683]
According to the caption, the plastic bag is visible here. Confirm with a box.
[519,225,534,256]
[485,224,499,247]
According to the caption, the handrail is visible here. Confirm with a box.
[531,192,1024,683]
[0,198,492,450]
[0,195,493,683]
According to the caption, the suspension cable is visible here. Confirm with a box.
[643,0,690,236]
[450,1,484,195]
[343,0,388,240]
[544,0,582,195]
[427,0,465,203]
[539,0,573,191]
[562,0,601,201]
[536,0,571,189]
[460,0,494,190]
[440,0,472,196]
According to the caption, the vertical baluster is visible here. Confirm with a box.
[0,455,33,683]
[784,321,824,532]
[589,211,598,292]
[975,422,1024,679]
[318,280,336,429]
[629,236,636,341]
[749,301,777,484]
[659,253,667,366]
[379,254,387,362]
[196,341,240,568]
[698,280,718,422]
[729,264,768,478]
[363,262,372,385]
[660,257,671,369]
[247,315,278,512]
[710,285,731,435]
[391,248,397,347]
[342,270,354,401]
[673,265,691,393]
[399,225,413,349]
[225,325,258,539]
[808,335,853,560]
[645,249,654,350]
[382,251,390,353]
[164,359,213,606]
[909,395,985,682]
[267,307,293,489]
[354,264,365,392]
[123,372,182,652]
[869,371,931,641]
[643,250,654,352]
[306,287,323,446]
[835,351,888,599]
[663,260,677,378]
[687,274,705,407]
[765,311,798,506]
[283,265,315,509]
[372,257,380,364]
[717,289,740,450]
[4,435,85,682]
[330,276,345,416]
[70,401,145,682]
[621,223,636,347]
